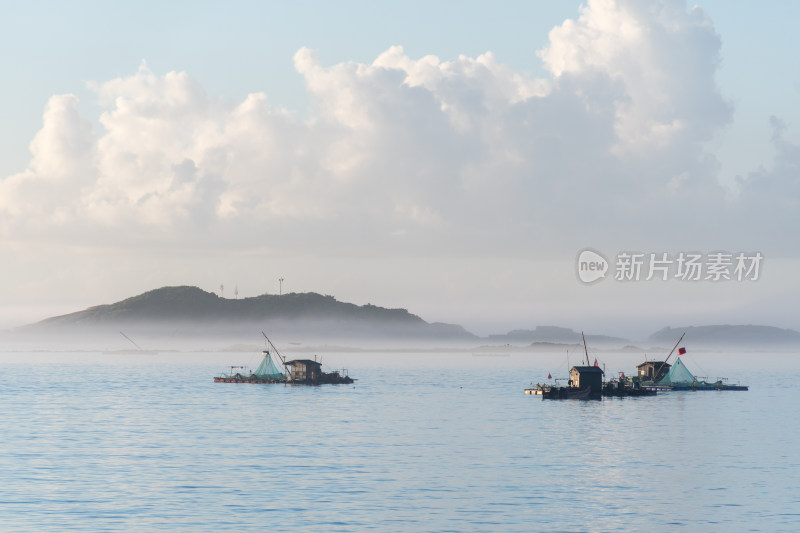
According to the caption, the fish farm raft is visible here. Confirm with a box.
[214,334,354,386]
[525,332,748,399]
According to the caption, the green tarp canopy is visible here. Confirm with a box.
[253,351,286,380]
[657,357,696,386]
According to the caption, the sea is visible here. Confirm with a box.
[0,346,798,532]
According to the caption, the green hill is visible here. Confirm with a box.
[24,286,476,340]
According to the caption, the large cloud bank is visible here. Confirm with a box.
[1,0,794,257]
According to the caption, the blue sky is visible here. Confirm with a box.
[3,1,797,182]
[1,1,799,337]
[0,1,567,177]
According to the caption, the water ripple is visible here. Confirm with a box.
[0,351,797,532]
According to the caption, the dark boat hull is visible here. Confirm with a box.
[213,376,285,384]
[524,385,594,399]
[643,384,748,391]
[213,374,354,385]
[289,374,355,385]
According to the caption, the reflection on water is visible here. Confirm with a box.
[0,350,797,532]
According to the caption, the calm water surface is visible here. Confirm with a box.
[0,349,798,532]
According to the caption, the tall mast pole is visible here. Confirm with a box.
[582,331,590,366]
[262,331,287,366]
[654,332,686,381]
[120,332,143,351]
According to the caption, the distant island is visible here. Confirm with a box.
[649,325,800,346]
[486,325,628,346]
[20,286,475,342]
[13,285,800,349]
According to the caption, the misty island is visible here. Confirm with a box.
[20,285,474,344]
[15,285,800,352]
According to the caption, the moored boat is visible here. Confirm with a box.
[524,384,592,399]
[635,333,748,391]
[525,332,603,399]
[214,332,356,385]
[284,359,354,385]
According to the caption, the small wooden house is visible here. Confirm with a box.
[569,366,604,393]
[285,359,322,383]
[636,361,671,382]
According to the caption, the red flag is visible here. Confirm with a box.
[593,358,598,367]
[547,373,552,379]
[678,347,686,355]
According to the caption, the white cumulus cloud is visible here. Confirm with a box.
[2,0,790,260]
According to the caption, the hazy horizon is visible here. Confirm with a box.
[2,1,799,339]
[5,285,800,352]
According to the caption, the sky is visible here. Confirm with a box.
[1,0,799,339]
